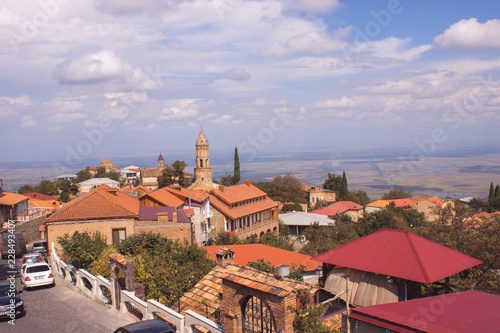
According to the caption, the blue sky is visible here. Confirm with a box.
[1,0,499,168]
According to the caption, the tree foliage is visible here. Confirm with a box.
[233,147,240,185]
[17,184,34,194]
[300,216,358,257]
[357,204,426,237]
[292,292,338,333]
[268,174,307,203]
[380,186,412,200]
[414,209,500,294]
[322,172,348,201]
[117,232,215,305]
[219,174,234,187]
[57,231,108,270]
[158,160,187,188]
[346,190,371,206]
[76,167,92,182]
[281,202,303,213]
[35,179,59,196]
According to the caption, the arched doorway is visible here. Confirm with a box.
[242,295,277,333]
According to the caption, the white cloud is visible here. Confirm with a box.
[434,18,500,49]
[315,96,359,108]
[0,95,31,116]
[159,99,201,120]
[223,68,251,81]
[355,37,432,62]
[287,0,341,13]
[54,50,137,84]
[262,29,350,57]
[20,115,36,128]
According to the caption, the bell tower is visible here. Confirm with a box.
[194,129,212,185]
[158,152,164,169]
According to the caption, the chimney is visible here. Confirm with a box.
[219,185,224,192]
[215,247,234,267]
[157,212,169,222]
[172,211,177,222]
[245,180,251,186]
[276,264,290,280]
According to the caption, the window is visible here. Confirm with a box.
[329,194,333,200]
[112,229,126,245]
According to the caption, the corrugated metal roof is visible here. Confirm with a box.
[279,211,335,227]
[312,229,482,283]
[350,290,500,333]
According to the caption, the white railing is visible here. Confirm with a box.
[50,243,224,333]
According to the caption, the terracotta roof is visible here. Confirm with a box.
[210,181,268,205]
[177,264,318,317]
[366,198,414,208]
[140,188,185,208]
[350,290,500,333]
[141,168,162,178]
[28,198,62,210]
[410,195,445,206]
[312,229,482,284]
[190,184,214,192]
[209,193,278,220]
[203,244,322,271]
[138,206,190,223]
[164,185,208,203]
[310,201,364,216]
[45,185,139,222]
[0,192,29,206]
[22,192,59,200]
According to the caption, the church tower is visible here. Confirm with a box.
[158,152,164,169]
[194,129,213,185]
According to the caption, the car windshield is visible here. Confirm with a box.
[26,265,50,273]
[0,286,14,297]
[33,242,46,248]
[29,249,44,253]
[24,256,42,263]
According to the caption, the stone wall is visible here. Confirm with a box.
[13,216,44,244]
[134,220,192,245]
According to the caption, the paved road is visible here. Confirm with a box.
[0,254,134,332]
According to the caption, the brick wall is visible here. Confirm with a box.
[133,220,192,245]
[47,218,135,254]
[222,279,295,333]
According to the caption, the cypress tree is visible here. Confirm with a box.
[489,182,495,200]
[233,147,240,185]
[495,184,500,199]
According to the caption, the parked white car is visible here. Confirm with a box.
[20,262,55,290]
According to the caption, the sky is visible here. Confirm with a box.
[1,0,500,170]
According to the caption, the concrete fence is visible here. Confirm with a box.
[50,243,224,333]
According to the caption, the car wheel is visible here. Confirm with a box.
[51,281,55,287]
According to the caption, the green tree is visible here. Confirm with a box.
[495,184,500,199]
[212,231,244,245]
[76,167,92,182]
[17,184,34,194]
[157,161,187,188]
[300,215,358,257]
[258,231,294,251]
[489,182,495,200]
[381,186,412,200]
[233,147,240,185]
[347,190,371,206]
[322,172,348,201]
[35,179,59,196]
[269,174,307,203]
[292,293,338,333]
[248,259,276,274]
[117,232,215,305]
[281,203,303,213]
[57,231,108,270]
[219,174,234,186]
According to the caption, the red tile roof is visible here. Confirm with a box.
[21,192,60,200]
[312,229,482,284]
[45,185,139,222]
[164,185,208,203]
[210,181,267,205]
[350,290,500,333]
[203,244,322,271]
[209,194,278,220]
[310,201,364,216]
[140,188,185,207]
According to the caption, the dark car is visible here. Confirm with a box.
[113,319,175,333]
[0,282,24,320]
[32,240,48,252]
